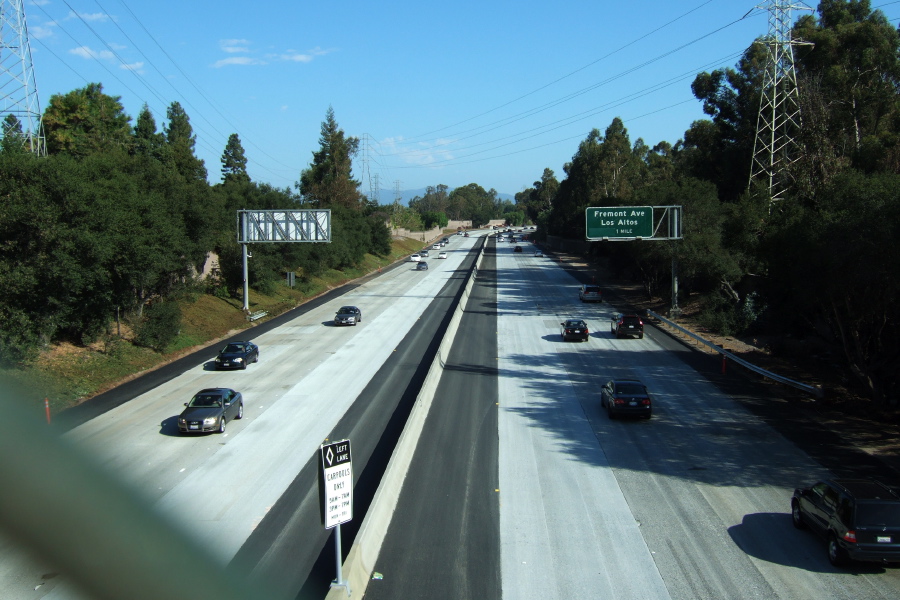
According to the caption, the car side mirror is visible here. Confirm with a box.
[224,401,231,406]
[184,402,188,406]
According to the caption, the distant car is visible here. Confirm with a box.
[215,341,259,370]
[334,306,362,326]
[438,251,448,259]
[600,380,652,419]
[534,250,543,257]
[513,245,523,253]
[442,237,450,243]
[416,261,429,271]
[560,319,589,342]
[611,313,644,339]
[579,284,602,302]
[792,479,900,566]
[410,253,421,262]
[433,244,441,250]
[464,232,469,237]
[178,388,243,434]
[420,250,430,258]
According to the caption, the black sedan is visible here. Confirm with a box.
[215,341,259,370]
[178,388,243,434]
[600,380,652,419]
[334,306,362,326]
[560,319,589,342]
[513,245,523,253]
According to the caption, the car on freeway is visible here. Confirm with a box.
[420,250,429,258]
[416,261,429,271]
[600,380,652,419]
[214,341,259,370]
[560,319,589,342]
[611,313,644,339]
[513,245,523,253]
[410,253,421,262]
[579,284,603,302]
[178,388,243,434]
[464,232,469,237]
[334,306,362,326]
[439,251,448,259]
[792,479,900,567]
[534,250,543,257]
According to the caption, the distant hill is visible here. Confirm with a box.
[370,187,515,206]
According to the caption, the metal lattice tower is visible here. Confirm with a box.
[0,0,45,155]
[749,0,812,204]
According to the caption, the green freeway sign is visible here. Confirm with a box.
[585,206,653,240]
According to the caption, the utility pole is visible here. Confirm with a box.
[0,0,46,155]
[749,0,813,206]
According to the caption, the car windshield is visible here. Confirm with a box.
[855,503,900,526]
[565,321,584,328]
[222,344,244,353]
[190,394,222,408]
[338,307,356,313]
[615,383,646,396]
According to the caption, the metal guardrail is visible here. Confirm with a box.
[647,309,824,399]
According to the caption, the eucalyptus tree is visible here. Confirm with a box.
[42,83,132,157]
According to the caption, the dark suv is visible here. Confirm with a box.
[792,479,900,566]
[611,313,644,339]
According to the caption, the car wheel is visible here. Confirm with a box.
[241,360,247,370]
[218,417,226,434]
[639,332,644,339]
[643,412,652,420]
[828,535,848,567]
[791,501,806,529]
[607,406,616,420]
[236,402,244,420]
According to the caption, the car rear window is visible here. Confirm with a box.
[856,502,900,526]
[615,383,646,395]
[584,286,601,294]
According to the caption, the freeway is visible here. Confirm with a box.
[365,235,900,600]
[0,232,484,600]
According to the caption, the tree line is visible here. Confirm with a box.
[0,93,390,360]
[515,1,899,405]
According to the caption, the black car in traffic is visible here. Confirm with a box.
[560,319,589,342]
[600,380,652,419]
[792,479,900,566]
[178,388,244,434]
[215,341,259,370]
[611,314,644,339]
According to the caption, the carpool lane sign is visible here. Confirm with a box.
[320,439,353,529]
[586,206,653,239]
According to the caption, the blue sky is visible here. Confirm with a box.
[18,0,900,198]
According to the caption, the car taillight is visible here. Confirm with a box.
[843,531,857,543]
[614,399,625,405]
[641,399,651,405]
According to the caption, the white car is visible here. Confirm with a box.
[439,251,448,259]
[410,254,421,262]
[433,244,441,250]
[534,250,543,257]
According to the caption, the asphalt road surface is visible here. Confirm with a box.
[364,235,900,600]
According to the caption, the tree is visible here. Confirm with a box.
[1,115,26,154]
[132,104,167,160]
[164,101,207,182]
[221,133,250,185]
[42,83,132,157]
[297,107,362,210]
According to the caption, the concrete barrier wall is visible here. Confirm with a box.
[326,245,486,599]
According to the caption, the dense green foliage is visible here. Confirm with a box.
[0,92,389,363]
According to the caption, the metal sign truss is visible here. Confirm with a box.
[237,209,331,243]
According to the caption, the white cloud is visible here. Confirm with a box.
[220,39,251,53]
[120,61,144,73]
[30,25,55,40]
[212,56,266,68]
[69,46,114,61]
[378,136,457,167]
[281,105,289,111]
[279,46,333,63]
[69,12,110,23]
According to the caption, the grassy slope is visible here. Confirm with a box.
[3,237,427,415]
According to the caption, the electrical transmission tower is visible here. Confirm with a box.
[0,0,45,155]
[749,0,813,205]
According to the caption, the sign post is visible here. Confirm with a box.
[319,439,353,596]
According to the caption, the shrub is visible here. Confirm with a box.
[134,301,182,352]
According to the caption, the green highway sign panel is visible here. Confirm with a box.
[586,206,653,240]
